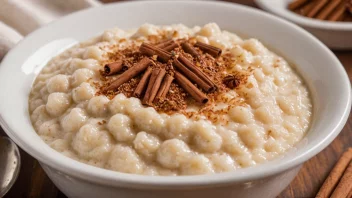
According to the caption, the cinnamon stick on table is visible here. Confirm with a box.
[194,42,222,58]
[155,74,174,102]
[142,68,166,105]
[174,71,208,104]
[140,43,172,62]
[316,148,352,198]
[134,67,153,98]
[104,57,152,92]
[104,60,125,76]
[331,161,352,198]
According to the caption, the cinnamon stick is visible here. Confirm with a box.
[316,0,342,20]
[316,148,352,198]
[178,55,216,92]
[104,60,125,76]
[155,74,174,101]
[140,43,171,62]
[307,0,329,17]
[173,58,213,92]
[328,1,347,21]
[104,57,152,91]
[142,68,166,105]
[288,0,310,10]
[134,67,152,98]
[181,42,200,58]
[295,1,315,15]
[174,71,208,104]
[194,42,222,58]
[156,39,179,52]
[331,161,352,198]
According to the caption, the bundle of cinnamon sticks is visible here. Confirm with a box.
[288,0,352,21]
[102,39,224,106]
[316,148,352,198]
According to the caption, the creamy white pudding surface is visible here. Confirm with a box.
[29,23,312,175]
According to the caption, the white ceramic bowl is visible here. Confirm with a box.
[255,0,352,49]
[0,1,350,198]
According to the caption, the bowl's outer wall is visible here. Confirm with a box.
[41,162,302,198]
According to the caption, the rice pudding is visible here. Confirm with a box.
[28,23,312,175]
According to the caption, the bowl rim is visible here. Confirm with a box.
[255,0,352,31]
[0,0,351,188]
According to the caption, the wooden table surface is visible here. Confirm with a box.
[2,0,352,197]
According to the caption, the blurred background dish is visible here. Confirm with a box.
[255,0,352,49]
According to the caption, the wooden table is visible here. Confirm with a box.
[2,0,352,197]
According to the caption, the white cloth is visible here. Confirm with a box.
[0,0,101,61]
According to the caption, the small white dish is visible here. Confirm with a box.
[255,0,352,49]
[0,1,350,198]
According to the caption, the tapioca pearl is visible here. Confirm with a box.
[156,139,191,169]
[40,135,57,144]
[229,106,254,124]
[133,107,165,135]
[245,76,259,89]
[29,98,44,113]
[181,155,214,175]
[46,92,71,117]
[40,86,49,102]
[61,108,87,133]
[133,131,161,161]
[198,23,221,37]
[69,58,100,72]
[253,56,274,75]
[209,37,227,50]
[253,69,265,82]
[124,97,142,115]
[87,95,109,117]
[31,105,50,129]
[72,124,112,161]
[238,125,265,149]
[190,120,222,153]
[32,81,46,93]
[266,125,290,140]
[273,72,287,86]
[241,39,268,55]
[143,166,159,176]
[133,24,159,37]
[107,114,135,142]
[71,68,94,87]
[108,93,127,115]
[46,74,70,93]
[236,155,256,168]
[222,31,243,44]
[102,28,126,42]
[38,120,61,138]
[72,82,95,103]
[158,169,177,176]
[243,88,263,108]
[264,137,286,153]
[83,46,104,60]
[87,159,106,168]
[237,50,254,66]
[164,114,191,142]
[106,144,144,174]
[254,106,276,124]
[50,139,69,152]
[230,45,244,57]
[207,153,236,172]
[195,35,209,44]
[251,148,268,163]
[217,128,247,156]
[277,96,296,116]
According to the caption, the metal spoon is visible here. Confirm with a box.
[0,136,20,197]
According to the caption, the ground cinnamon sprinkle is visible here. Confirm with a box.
[96,37,251,123]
